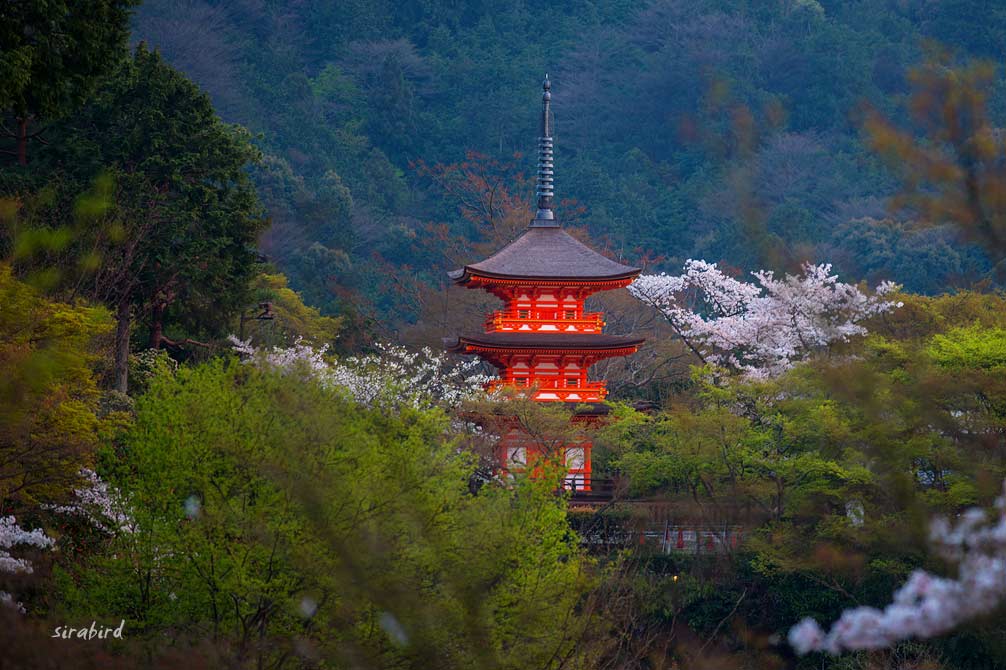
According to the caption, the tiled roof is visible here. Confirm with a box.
[448,227,640,283]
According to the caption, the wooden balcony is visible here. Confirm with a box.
[484,311,605,333]
[487,379,608,402]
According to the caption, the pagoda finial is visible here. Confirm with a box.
[531,74,557,227]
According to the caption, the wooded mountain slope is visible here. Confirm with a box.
[131,0,1005,330]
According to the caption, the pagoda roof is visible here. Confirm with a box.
[444,332,645,353]
[448,227,641,284]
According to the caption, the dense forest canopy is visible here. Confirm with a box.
[131,0,1005,328]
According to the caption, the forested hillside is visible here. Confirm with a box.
[133,0,1004,331]
[3,2,1006,669]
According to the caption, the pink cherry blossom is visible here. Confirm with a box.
[789,483,1006,654]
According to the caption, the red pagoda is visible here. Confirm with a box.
[445,76,643,490]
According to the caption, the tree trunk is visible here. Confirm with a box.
[149,302,165,349]
[16,117,27,166]
[113,301,131,393]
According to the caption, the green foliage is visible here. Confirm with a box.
[60,360,595,668]
[928,325,1006,370]
[0,175,118,292]
[0,0,138,163]
[829,218,991,294]
[11,44,266,351]
[125,0,1005,335]
[0,0,136,119]
[125,349,178,397]
[0,263,111,508]
[240,273,344,349]
[590,292,1006,667]
[7,4,1006,668]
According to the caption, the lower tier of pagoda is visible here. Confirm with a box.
[499,428,593,490]
[490,407,610,492]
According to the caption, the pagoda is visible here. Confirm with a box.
[445,76,643,490]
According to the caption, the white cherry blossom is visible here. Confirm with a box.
[229,337,490,407]
[0,515,55,610]
[0,516,53,576]
[630,260,901,377]
[47,468,135,535]
[2,469,134,612]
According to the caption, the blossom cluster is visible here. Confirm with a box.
[789,484,1006,655]
[0,516,54,576]
[229,337,490,407]
[48,468,135,535]
[2,469,133,612]
[630,260,901,377]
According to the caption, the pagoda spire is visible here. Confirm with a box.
[531,75,557,227]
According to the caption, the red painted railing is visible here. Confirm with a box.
[484,311,605,333]
[487,379,607,402]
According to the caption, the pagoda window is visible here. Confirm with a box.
[566,377,580,388]
[514,377,529,387]
[507,447,526,467]
[564,447,586,491]
[564,310,576,319]
[518,309,530,319]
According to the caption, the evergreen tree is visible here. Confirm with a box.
[0,0,138,165]
[36,45,266,391]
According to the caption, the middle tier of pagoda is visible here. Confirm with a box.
[447,331,643,402]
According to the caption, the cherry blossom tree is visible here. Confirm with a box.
[629,260,902,377]
[3,469,133,612]
[47,468,135,535]
[0,516,53,577]
[0,516,54,613]
[789,483,1006,655]
[229,337,490,407]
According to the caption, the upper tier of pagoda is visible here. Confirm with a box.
[448,74,639,290]
[444,75,643,404]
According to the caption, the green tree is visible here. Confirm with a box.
[591,291,1006,667]
[0,263,111,510]
[0,0,138,165]
[30,45,266,392]
[237,272,344,348]
[60,360,596,669]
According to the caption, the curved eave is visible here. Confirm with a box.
[449,267,641,287]
[446,226,641,286]
[443,334,645,355]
